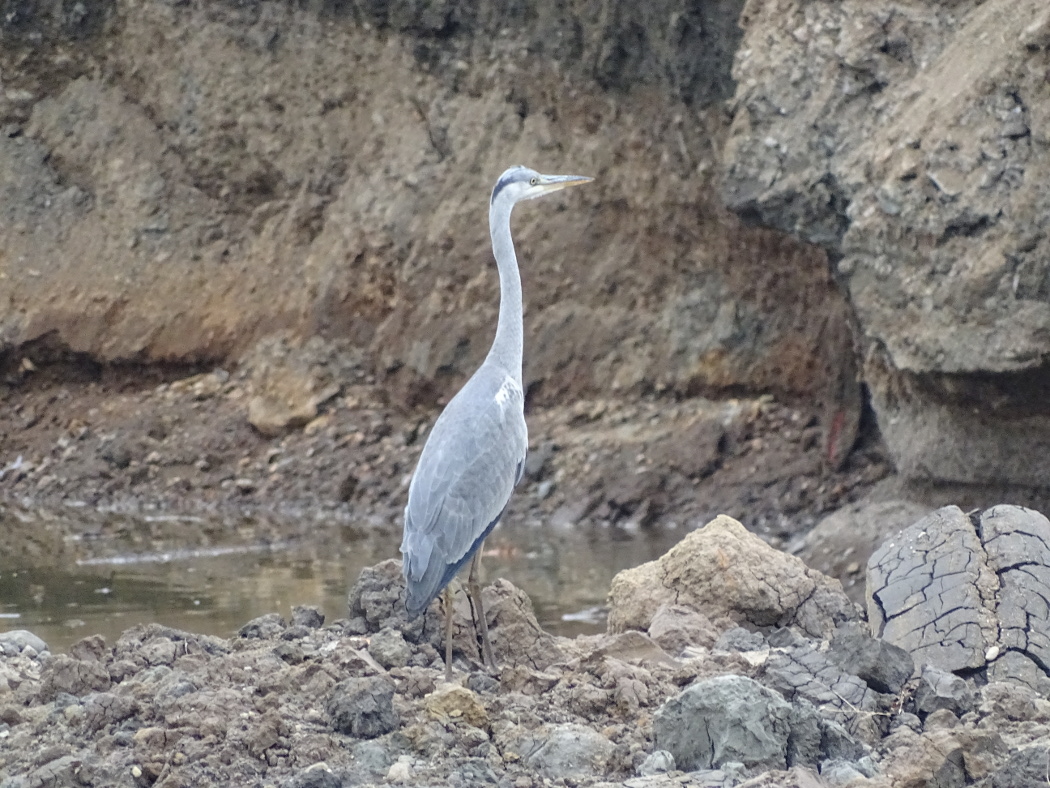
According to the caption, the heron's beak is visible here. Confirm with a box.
[536,174,593,195]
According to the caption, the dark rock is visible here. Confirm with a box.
[786,699,823,768]
[326,677,399,739]
[284,766,343,788]
[466,671,500,695]
[913,666,975,718]
[291,605,325,629]
[653,675,792,771]
[239,613,287,639]
[829,623,913,694]
[281,625,311,641]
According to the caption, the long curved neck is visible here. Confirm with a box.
[485,197,523,383]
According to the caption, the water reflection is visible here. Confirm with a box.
[0,504,682,653]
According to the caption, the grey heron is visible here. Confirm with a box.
[400,165,592,680]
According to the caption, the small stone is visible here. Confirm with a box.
[326,676,398,738]
[913,665,974,717]
[638,750,676,776]
[291,605,325,629]
[713,626,766,653]
[424,685,488,729]
[239,613,286,639]
[368,627,411,669]
[386,756,413,782]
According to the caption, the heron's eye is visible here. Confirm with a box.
[529,177,538,186]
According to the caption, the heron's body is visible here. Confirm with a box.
[402,363,527,617]
[400,165,591,675]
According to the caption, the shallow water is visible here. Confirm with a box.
[0,503,683,654]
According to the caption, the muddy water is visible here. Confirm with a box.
[0,503,683,654]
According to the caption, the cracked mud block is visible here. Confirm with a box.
[761,636,885,743]
[867,505,1050,691]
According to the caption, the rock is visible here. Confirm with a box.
[828,623,913,694]
[239,613,287,639]
[39,653,112,699]
[326,677,399,739]
[653,675,793,771]
[761,636,882,743]
[290,606,325,629]
[608,515,858,638]
[883,729,1008,787]
[525,723,615,780]
[367,628,411,670]
[423,685,488,729]
[638,750,676,776]
[799,499,930,604]
[868,505,1050,690]
[913,667,975,718]
[247,393,317,438]
[347,560,442,650]
[714,627,766,653]
[977,682,1042,722]
[483,578,567,671]
[820,759,866,786]
[981,746,1050,788]
[0,630,49,655]
[647,604,719,655]
[283,765,342,788]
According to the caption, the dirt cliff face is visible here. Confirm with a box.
[723,0,1050,486]
[0,0,853,413]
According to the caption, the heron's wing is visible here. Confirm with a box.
[400,373,527,611]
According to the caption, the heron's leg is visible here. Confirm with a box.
[467,548,497,672]
[443,586,454,683]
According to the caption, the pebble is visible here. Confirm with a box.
[385,756,413,783]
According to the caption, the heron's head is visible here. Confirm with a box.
[490,165,592,206]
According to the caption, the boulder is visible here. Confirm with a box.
[868,505,1050,690]
[326,676,399,739]
[653,675,792,771]
[608,515,858,638]
[524,723,615,780]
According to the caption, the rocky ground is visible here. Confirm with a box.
[3,510,1050,788]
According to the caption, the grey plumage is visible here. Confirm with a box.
[400,166,592,627]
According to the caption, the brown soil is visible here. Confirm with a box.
[0,351,889,552]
